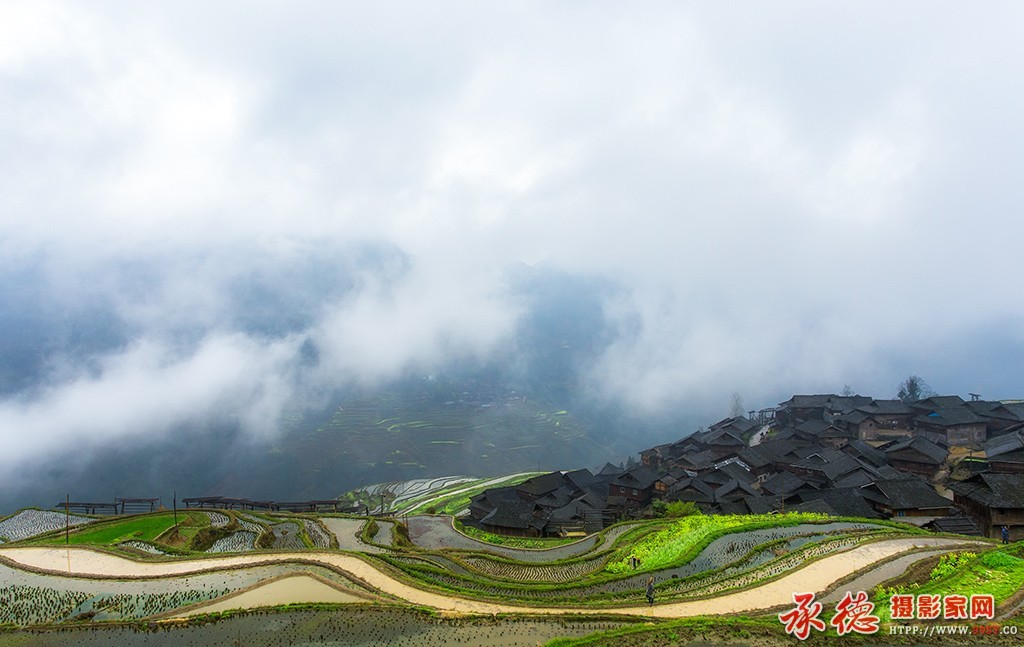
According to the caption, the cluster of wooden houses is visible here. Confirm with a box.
[467,393,1024,541]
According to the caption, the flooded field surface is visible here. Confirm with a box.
[0,607,634,647]
[0,560,371,625]
[179,574,367,616]
[320,518,390,552]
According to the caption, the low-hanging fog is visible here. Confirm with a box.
[1,2,1023,511]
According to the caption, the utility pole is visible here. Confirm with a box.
[65,493,70,544]
[173,489,178,527]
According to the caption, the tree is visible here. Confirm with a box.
[651,500,700,518]
[897,375,933,403]
[730,392,745,418]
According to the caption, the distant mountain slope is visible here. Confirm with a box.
[274,381,612,493]
[0,373,633,513]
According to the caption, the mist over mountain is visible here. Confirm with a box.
[0,255,693,512]
[3,4,1024,512]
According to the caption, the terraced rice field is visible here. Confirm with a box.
[461,552,609,582]
[0,607,638,646]
[363,475,475,507]
[0,559,366,625]
[118,540,167,555]
[207,530,257,553]
[303,519,333,548]
[202,511,230,528]
[0,509,94,542]
[405,515,641,561]
[0,506,999,645]
[267,522,304,549]
[321,517,390,553]
[236,515,266,534]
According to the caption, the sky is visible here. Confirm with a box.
[1,2,1024,478]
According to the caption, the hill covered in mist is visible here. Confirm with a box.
[0,255,690,512]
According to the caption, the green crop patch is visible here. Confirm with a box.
[605,512,830,573]
[50,513,181,546]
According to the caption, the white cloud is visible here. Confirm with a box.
[0,334,300,470]
[1,2,1024,468]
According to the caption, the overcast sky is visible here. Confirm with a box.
[2,2,1023,471]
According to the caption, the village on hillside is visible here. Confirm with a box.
[466,393,1024,542]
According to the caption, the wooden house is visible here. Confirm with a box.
[951,473,1024,541]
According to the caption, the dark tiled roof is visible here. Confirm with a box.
[548,495,600,522]
[911,396,966,411]
[820,425,855,438]
[714,460,756,485]
[718,501,749,515]
[795,420,832,436]
[780,394,841,408]
[797,487,883,519]
[844,440,889,467]
[772,427,800,441]
[838,410,872,425]
[564,468,597,490]
[860,478,953,512]
[699,469,732,487]
[761,471,812,496]
[925,514,982,536]
[779,394,871,410]
[965,400,1001,414]
[738,447,772,469]
[676,449,718,469]
[875,465,904,479]
[793,445,824,459]
[790,498,839,516]
[668,477,716,503]
[481,500,538,530]
[914,408,986,427]
[989,449,1024,465]
[668,439,703,458]
[534,486,575,509]
[470,486,519,510]
[833,470,880,489]
[985,430,1024,458]
[951,473,1024,508]
[858,399,914,415]
[754,438,799,461]
[668,466,697,479]
[709,416,757,434]
[516,472,567,497]
[966,401,1021,421]
[581,483,611,502]
[703,428,746,446]
[715,479,758,500]
[791,450,862,481]
[885,436,948,465]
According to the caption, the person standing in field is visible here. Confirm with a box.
[1002,525,1010,544]
[646,575,655,605]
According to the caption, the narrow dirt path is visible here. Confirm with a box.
[0,537,983,619]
